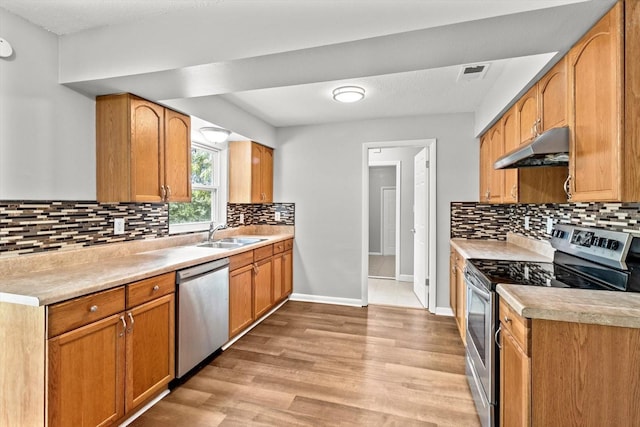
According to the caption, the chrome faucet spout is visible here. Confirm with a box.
[208,223,227,242]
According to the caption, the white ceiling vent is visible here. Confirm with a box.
[457,63,490,82]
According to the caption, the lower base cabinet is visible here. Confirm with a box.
[449,245,466,344]
[229,239,294,339]
[47,273,175,427]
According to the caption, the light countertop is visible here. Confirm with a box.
[0,232,293,307]
[450,236,553,262]
[497,284,640,329]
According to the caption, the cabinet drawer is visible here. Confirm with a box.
[48,287,126,338]
[499,298,531,355]
[230,251,254,271]
[126,272,175,308]
[273,241,285,254]
[284,239,293,251]
[254,244,274,262]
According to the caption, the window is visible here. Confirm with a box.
[169,141,225,233]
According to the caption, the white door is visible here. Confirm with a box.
[413,148,428,307]
[382,187,396,256]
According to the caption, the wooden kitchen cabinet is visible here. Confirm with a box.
[479,134,491,203]
[499,298,531,427]
[48,313,126,427]
[229,140,274,203]
[568,2,625,202]
[516,85,539,145]
[229,263,254,338]
[253,257,273,319]
[47,272,175,427]
[283,243,293,296]
[272,239,293,302]
[538,57,568,132]
[449,245,466,344]
[96,93,191,203]
[479,122,505,203]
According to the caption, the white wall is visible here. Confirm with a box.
[369,146,424,276]
[275,113,477,309]
[0,9,95,200]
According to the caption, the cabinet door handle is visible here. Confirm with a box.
[127,312,134,333]
[485,190,491,202]
[120,315,126,337]
[503,315,512,323]
[495,324,503,350]
[563,175,572,200]
[161,185,166,200]
[166,185,172,200]
[89,305,98,313]
[253,263,260,275]
[510,184,517,201]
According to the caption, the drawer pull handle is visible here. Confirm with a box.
[152,285,160,292]
[504,315,512,323]
[90,305,98,313]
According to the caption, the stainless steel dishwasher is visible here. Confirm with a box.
[175,258,229,378]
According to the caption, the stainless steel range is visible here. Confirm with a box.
[463,224,640,427]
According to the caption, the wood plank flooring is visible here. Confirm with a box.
[129,301,480,427]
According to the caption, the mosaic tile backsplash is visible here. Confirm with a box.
[451,201,640,241]
[1,201,295,257]
[227,203,295,227]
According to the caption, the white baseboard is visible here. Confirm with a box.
[435,306,454,317]
[119,389,169,426]
[222,299,288,350]
[289,293,364,307]
[398,274,414,282]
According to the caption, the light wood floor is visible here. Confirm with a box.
[130,301,480,427]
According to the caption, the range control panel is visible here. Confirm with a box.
[550,224,633,269]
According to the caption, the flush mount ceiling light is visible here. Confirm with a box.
[332,86,365,103]
[200,126,231,143]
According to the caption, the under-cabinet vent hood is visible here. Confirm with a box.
[494,126,569,169]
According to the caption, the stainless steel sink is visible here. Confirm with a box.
[197,237,267,250]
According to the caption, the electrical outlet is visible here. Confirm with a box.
[546,217,554,234]
[239,213,245,224]
[524,266,530,280]
[275,211,281,221]
[524,216,530,230]
[114,218,125,235]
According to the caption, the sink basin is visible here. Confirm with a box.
[197,237,267,250]
[197,241,244,249]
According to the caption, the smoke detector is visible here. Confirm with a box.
[457,63,490,82]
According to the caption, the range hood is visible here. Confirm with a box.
[494,126,569,169]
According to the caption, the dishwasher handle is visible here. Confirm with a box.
[176,258,230,283]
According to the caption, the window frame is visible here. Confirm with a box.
[169,140,227,234]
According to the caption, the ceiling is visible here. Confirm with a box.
[1,0,616,136]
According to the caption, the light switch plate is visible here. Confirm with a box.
[546,217,554,234]
[239,213,245,224]
[275,211,281,221]
[114,218,125,235]
[524,216,530,230]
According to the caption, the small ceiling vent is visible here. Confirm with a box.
[457,63,490,82]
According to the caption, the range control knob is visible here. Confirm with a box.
[607,240,620,250]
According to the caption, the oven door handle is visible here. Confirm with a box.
[495,324,502,350]
[465,273,491,301]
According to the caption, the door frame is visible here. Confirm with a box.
[369,162,400,279]
[361,139,437,313]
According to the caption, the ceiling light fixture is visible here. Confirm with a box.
[332,86,365,103]
[200,126,231,143]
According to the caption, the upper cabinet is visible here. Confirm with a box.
[538,57,568,132]
[479,122,505,203]
[96,94,191,203]
[568,2,628,202]
[229,141,274,203]
[516,85,540,145]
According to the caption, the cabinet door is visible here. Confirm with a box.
[479,135,491,203]
[48,313,126,427]
[283,250,293,296]
[568,3,622,202]
[539,57,567,132]
[254,259,273,319]
[251,144,263,203]
[489,124,504,203]
[455,264,465,344]
[272,252,285,302]
[229,265,254,337]
[125,293,175,412]
[164,110,191,202]
[449,250,457,315]
[261,146,274,202]
[517,86,539,144]
[131,98,165,202]
[501,328,531,427]
[502,107,518,203]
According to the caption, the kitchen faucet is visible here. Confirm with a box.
[208,223,227,242]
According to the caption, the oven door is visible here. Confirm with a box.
[465,271,497,406]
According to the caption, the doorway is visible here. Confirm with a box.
[361,140,437,312]
[368,164,399,280]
